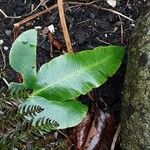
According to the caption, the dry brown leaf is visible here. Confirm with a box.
[72,109,117,150]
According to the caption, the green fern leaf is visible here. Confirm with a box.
[9,29,37,89]
[32,46,124,101]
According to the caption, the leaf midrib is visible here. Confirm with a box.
[32,52,118,96]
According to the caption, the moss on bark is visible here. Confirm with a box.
[121,9,150,150]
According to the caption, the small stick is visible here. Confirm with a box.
[2,77,9,87]
[13,0,99,29]
[126,0,130,7]
[95,5,133,22]
[47,32,62,57]
[0,45,6,70]
[57,130,72,144]
[88,92,94,101]
[14,4,58,28]
[28,0,49,15]
[0,9,21,19]
[42,27,62,56]
[118,15,124,44]
[96,37,111,45]
[5,0,133,28]
[47,32,61,49]
[110,124,121,150]
[67,0,99,6]
[68,2,133,22]
[57,0,73,53]
[13,26,20,40]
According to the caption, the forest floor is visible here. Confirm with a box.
[0,0,148,149]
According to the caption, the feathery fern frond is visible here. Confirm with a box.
[0,97,64,149]
[19,100,59,131]
[9,82,29,99]
[32,117,59,132]
[20,104,44,117]
[34,117,59,127]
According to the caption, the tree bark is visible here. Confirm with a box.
[121,9,150,150]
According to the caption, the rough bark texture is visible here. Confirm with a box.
[121,9,150,150]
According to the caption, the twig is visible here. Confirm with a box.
[14,4,58,28]
[43,27,62,57]
[47,32,61,49]
[67,0,100,6]
[77,19,90,25]
[96,37,111,45]
[2,77,9,87]
[88,92,94,101]
[13,0,100,29]
[57,0,73,53]
[28,0,50,15]
[0,44,6,70]
[47,32,61,57]
[0,0,50,19]
[110,124,121,150]
[95,5,134,22]
[118,15,124,44]
[57,130,72,144]
[13,0,131,50]
[68,2,133,22]
[0,9,21,19]
[126,0,130,7]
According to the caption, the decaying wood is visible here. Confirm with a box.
[121,9,150,150]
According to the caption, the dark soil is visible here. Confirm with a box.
[0,0,148,149]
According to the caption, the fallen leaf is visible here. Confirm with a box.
[73,114,94,150]
[72,108,117,150]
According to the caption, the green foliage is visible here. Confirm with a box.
[32,46,124,101]
[0,97,67,150]
[9,29,124,129]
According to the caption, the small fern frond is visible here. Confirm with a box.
[20,104,44,117]
[9,82,29,99]
[32,117,59,132]
[19,102,59,131]
[36,117,59,128]
[0,97,68,149]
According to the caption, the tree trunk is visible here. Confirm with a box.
[121,9,150,150]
